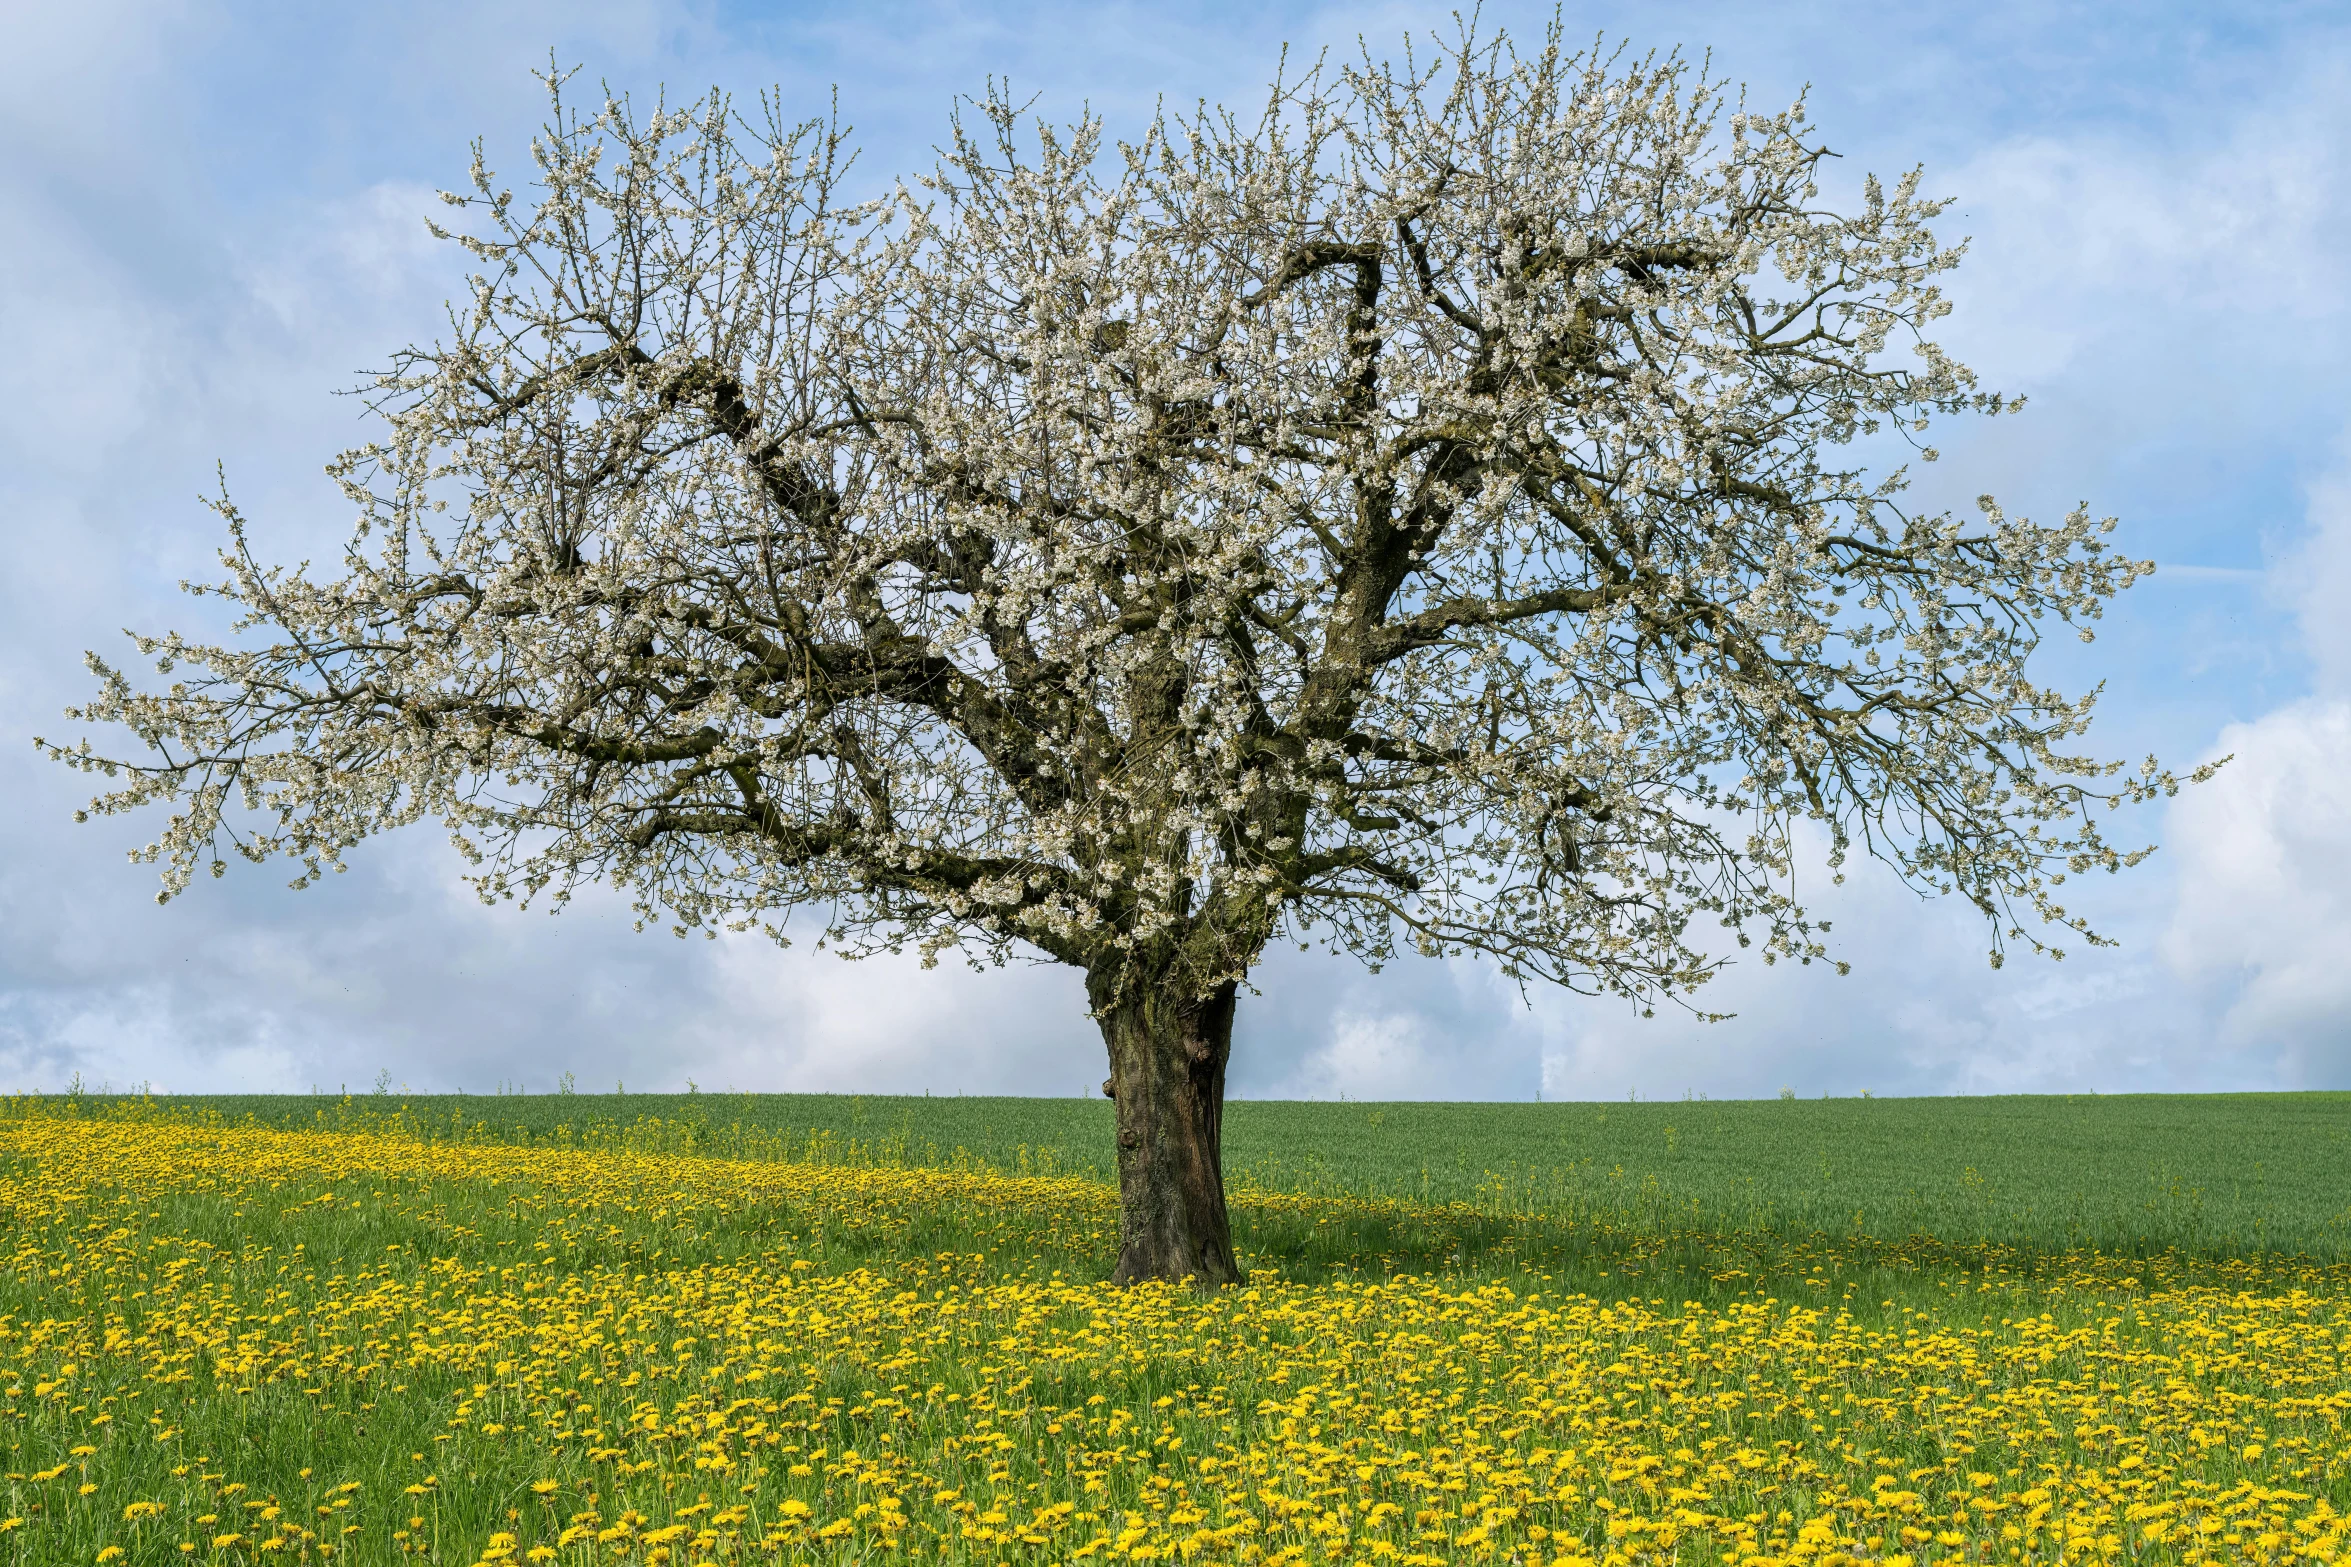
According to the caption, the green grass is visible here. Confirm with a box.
[10,1101,2349,1567]
[70,1088,2351,1262]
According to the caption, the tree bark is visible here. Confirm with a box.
[1092,972,1243,1286]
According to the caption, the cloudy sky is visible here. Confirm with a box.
[4,0,2347,1101]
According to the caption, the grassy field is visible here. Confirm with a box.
[120,1089,2351,1260]
[2,1093,2347,1567]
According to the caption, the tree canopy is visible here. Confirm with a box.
[43,25,2212,1282]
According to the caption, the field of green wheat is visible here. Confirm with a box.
[147,1088,2351,1262]
[2,1090,2346,1566]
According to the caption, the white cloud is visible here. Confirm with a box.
[1938,53,2351,373]
[1234,955,1545,1101]
[6,2,2351,1100]
[237,181,450,338]
[1530,849,2224,1101]
[2159,435,2351,1084]
[2290,458,2351,692]
[681,939,1099,1097]
[2162,699,2351,1083]
[1880,49,2351,610]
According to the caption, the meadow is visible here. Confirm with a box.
[1,1091,2347,1566]
[142,1089,2351,1261]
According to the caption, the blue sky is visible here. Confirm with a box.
[5,0,2348,1100]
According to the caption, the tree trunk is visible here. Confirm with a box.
[1092,972,1243,1286]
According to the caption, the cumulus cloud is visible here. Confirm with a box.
[1937,58,2351,384]
[5,1,2350,1099]
[2162,700,2351,1083]
[2291,460,2351,693]
[2161,446,2351,1085]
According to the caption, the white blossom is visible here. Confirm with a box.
[42,28,2213,1032]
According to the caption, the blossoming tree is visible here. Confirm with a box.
[43,29,2211,1284]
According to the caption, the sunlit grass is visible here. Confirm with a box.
[3,1096,2348,1565]
[141,1088,2351,1263]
